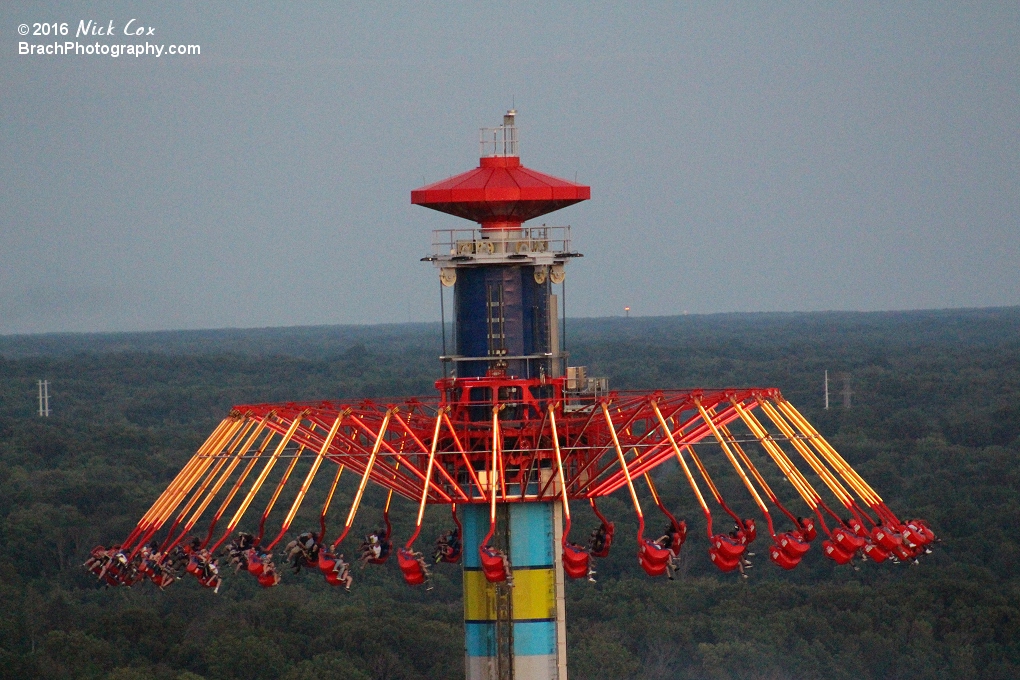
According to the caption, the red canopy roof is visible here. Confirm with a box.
[411,156,590,229]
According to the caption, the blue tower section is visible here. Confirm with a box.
[454,266,552,379]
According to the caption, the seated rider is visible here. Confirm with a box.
[204,555,223,593]
[656,526,674,552]
[434,527,461,562]
[98,549,128,582]
[191,547,223,593]
[84,546,111,575]
[589,525,608,554]
[258,552,281,587]
[228,532,256,572]
[375,528,391,558]
[433,535,449,563]
[359,533,380,564]
[481,545,514,587]
[406,548,434,590]
[164,545,190,578]
[727,527,752,579]
[417,552,433,590]
[285,532,320,573]
[332,553,353,591]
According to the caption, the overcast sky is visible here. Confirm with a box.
[2,2,1017,334]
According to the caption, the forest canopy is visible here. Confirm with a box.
[1,307,1018,680]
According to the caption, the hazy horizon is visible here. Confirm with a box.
[3,304,1016,344]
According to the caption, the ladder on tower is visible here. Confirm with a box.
[494,506,514,679]
[495,582,514,680]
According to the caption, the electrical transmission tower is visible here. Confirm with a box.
[38,380,51,417]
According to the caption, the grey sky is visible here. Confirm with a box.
[2,2,1017,334]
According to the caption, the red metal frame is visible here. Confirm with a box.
[95,376,934,588]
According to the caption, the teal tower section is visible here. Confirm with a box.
[463,502,566,680]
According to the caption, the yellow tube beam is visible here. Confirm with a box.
[490,406,500,525]
[731,400,820,508]
[718,422,779,502]
[182,419,258,531]
[757,399,854,507]
[151,417,246,527]
[414,411,445,528]
[442,412,484,499]
[651,401,710,517]
[684,437,724,505]
[342,409,395,531]
[322,463,344,519]
[141,418,237,528]
[775,400,882,505]
[225,414,304,532]
[135,417,232,528]
[696,401,770,516]
[642,472,660,508]
[279,412,347,534]
[260,445,306,529]
[601,402,643,519]
[549,404,570,521]
[206,419,274,526]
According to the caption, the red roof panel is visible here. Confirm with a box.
[411,156,589,227]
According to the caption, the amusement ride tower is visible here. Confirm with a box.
[89,112,936,680]
[412,109,588,678]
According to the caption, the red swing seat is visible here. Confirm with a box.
[872,525,904,552]
[862,541,890,563]
[562,543,591,580]
[317,551,336,574]
[439,543,462,563]
[902,522,931,549]
[363,512,393,565]
[434,508,463,564]
[317,551,350,586]
[910,520,936,544]
[769,544,801,570]
[822,539,856,565]
[398,548,426,586]
[891,542,920,561]
[196,574,219,589]
[711,533,746,559]
[436,531,462,563]
[588,501,615,558]
[152,571,175,589]
[480,546,509,583]
[590,522,615,558]
[639,535,674,577]
[245,552,266,577]
[709,546,741,572]
[848,517,869,538]
[185,555,201,576]
[832,527,867,554]
[740,518,757,544]
[363,540,391,566]
[797,517,818,542]
[776,531,810,559]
